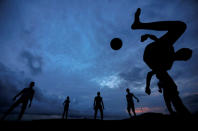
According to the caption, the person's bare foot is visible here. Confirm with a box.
[131,8,141,29]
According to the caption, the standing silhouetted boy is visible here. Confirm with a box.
[62,96,70,119]
[1,81,35,120]
[94,92,104,120]
[126,88,139,118]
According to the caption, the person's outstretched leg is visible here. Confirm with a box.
[18,102,28,120]
[131,8,186,45]
[1,101,20,120]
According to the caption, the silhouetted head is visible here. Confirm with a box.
[126,88,130,93]
[29,81,35,88]
[67,96,70,100]
[97,92,100,96]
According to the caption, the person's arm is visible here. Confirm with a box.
[148,34,159,41]
[133,94,139,102]
[145,71,155,95]
[141,34,159,42]
[93,98,96,109]
[101,98,104,109]
[63,100,66,105]
[29,91,35,108]
[13,89,24,101]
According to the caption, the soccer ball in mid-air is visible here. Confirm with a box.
[110,38,123,50]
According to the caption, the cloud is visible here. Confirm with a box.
[93,73,126,89]
[118,66,148,90]
[130,106,164,114]
[20,50,43,75]
[183,93,198,113]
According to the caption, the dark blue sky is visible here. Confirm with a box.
[0,0,198,120]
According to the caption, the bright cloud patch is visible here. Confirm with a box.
[93,74,126,89]
[126,106,164,115]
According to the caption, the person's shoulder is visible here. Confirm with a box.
[23,88,28,91]
[30,87,35,91]
[30,88,35,93]
[130,93,134,96]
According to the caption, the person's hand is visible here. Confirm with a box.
[145,87,151,95]
[137,99,140,103]
[141,34,149,42]
[29,104,31,108]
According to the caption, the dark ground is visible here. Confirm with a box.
[0,113,197,130]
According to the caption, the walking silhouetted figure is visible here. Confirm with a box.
[132,8,192,116]
[126,88,139,117]
[62,96,70,119]
[1,81,35,120]
[94,92,104,120]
